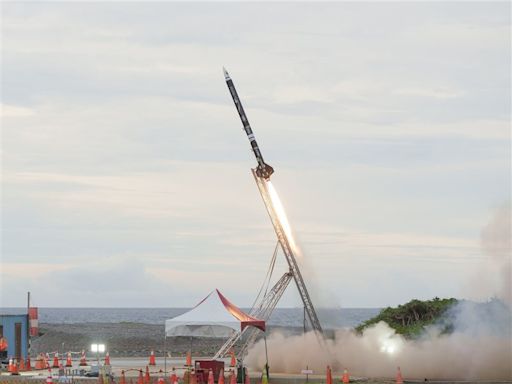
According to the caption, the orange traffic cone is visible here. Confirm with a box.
[105,352,111,366]
[65,352,72,367]
[19,357,25,371]
[170,368,178,384]
[396,367,403,384]
[145,365,151,384]
[138,370,144,384]
[191,371,197,384]
[326,366,332,384]
[120,370,126,384]
[46,370,54,384]
[158,377,165,384]
[79,350,87,366]
[186,351,192,367]
[229,370,236,384]
[218,369,225,384]
[149,350,156,366]
[12,359,19,374]
[52,353,59,368]
[8,357,13,372]
[230,349,236,367]
[208,369,215,384]
[26,355,32,371]
[342,368,350,384]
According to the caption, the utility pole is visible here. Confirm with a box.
[27,292,30,359]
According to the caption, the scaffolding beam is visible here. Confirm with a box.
[252,169,323,335]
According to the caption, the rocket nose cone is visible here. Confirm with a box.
[223,67,231,80]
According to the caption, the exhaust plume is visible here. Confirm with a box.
[246,205,512,380]
[247,317,511,379]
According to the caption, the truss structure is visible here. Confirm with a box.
[213,169,323,358]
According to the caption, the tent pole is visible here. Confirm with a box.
[240,332,244,384]
[264,336,269,381]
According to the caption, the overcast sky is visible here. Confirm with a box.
[1,2,510,308]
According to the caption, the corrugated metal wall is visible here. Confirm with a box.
[0,314,29,360]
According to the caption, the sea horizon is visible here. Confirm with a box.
[0,307,380,328]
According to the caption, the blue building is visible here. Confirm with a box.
[0,314,29,360]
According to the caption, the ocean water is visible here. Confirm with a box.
[0,308,380,329]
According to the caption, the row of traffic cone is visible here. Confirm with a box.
[6,347,121,373]
[42,366,250,384]
[154,366,243,384]
[37,349,109,369]
[31,350,90,370]
[326,365,404,384]
[129,366,172,384]
[6,349,96,372]
[7,356,32,373]
[51,351,97,368]
[102,362,403,384]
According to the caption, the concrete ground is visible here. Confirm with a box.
[1,357,511,384]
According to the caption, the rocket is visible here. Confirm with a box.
[224,68,274,180]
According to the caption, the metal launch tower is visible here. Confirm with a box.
[214,69,323,359]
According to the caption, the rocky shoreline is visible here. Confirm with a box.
[32,323,319,358]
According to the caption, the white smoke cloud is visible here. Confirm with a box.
[477,203,511,305]
[247,318,511,380]
[246,205,512,380]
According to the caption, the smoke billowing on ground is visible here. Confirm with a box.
[247,205,511,380]
[247,300,511,380]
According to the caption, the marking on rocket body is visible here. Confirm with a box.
[224,67,274,180]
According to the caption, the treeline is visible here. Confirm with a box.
[355,297,457,338]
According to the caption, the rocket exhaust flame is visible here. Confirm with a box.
[252,168,324,335]
[266,181,297,252]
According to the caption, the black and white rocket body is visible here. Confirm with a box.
[223,68,274,180]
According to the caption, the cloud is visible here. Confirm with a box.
[0,103,35,117]
[1,2,510,308]
[393,87,464,100]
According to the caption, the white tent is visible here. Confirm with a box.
[165,289,265,338]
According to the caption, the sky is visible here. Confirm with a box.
[1,2,510,308]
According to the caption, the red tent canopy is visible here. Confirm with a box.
[215,289,265,331]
